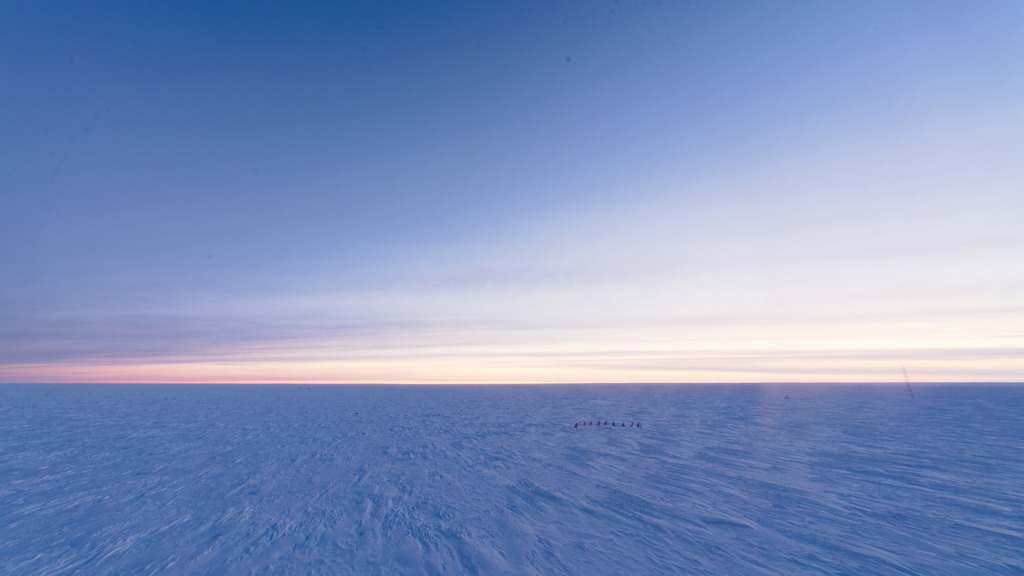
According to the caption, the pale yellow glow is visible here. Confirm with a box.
[4,317,1021,383]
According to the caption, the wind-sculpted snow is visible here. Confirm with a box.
[1,385,1022,575]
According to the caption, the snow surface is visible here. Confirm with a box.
[1,384,1022,575]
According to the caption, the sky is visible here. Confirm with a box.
[2,0,1022,384]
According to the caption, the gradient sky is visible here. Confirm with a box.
[2,1,1022,383]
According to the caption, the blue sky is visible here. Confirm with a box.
[2,1,1022,382]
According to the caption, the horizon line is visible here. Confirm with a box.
[3,381,1021,386]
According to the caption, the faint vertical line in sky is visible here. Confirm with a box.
[903,365,915,399]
